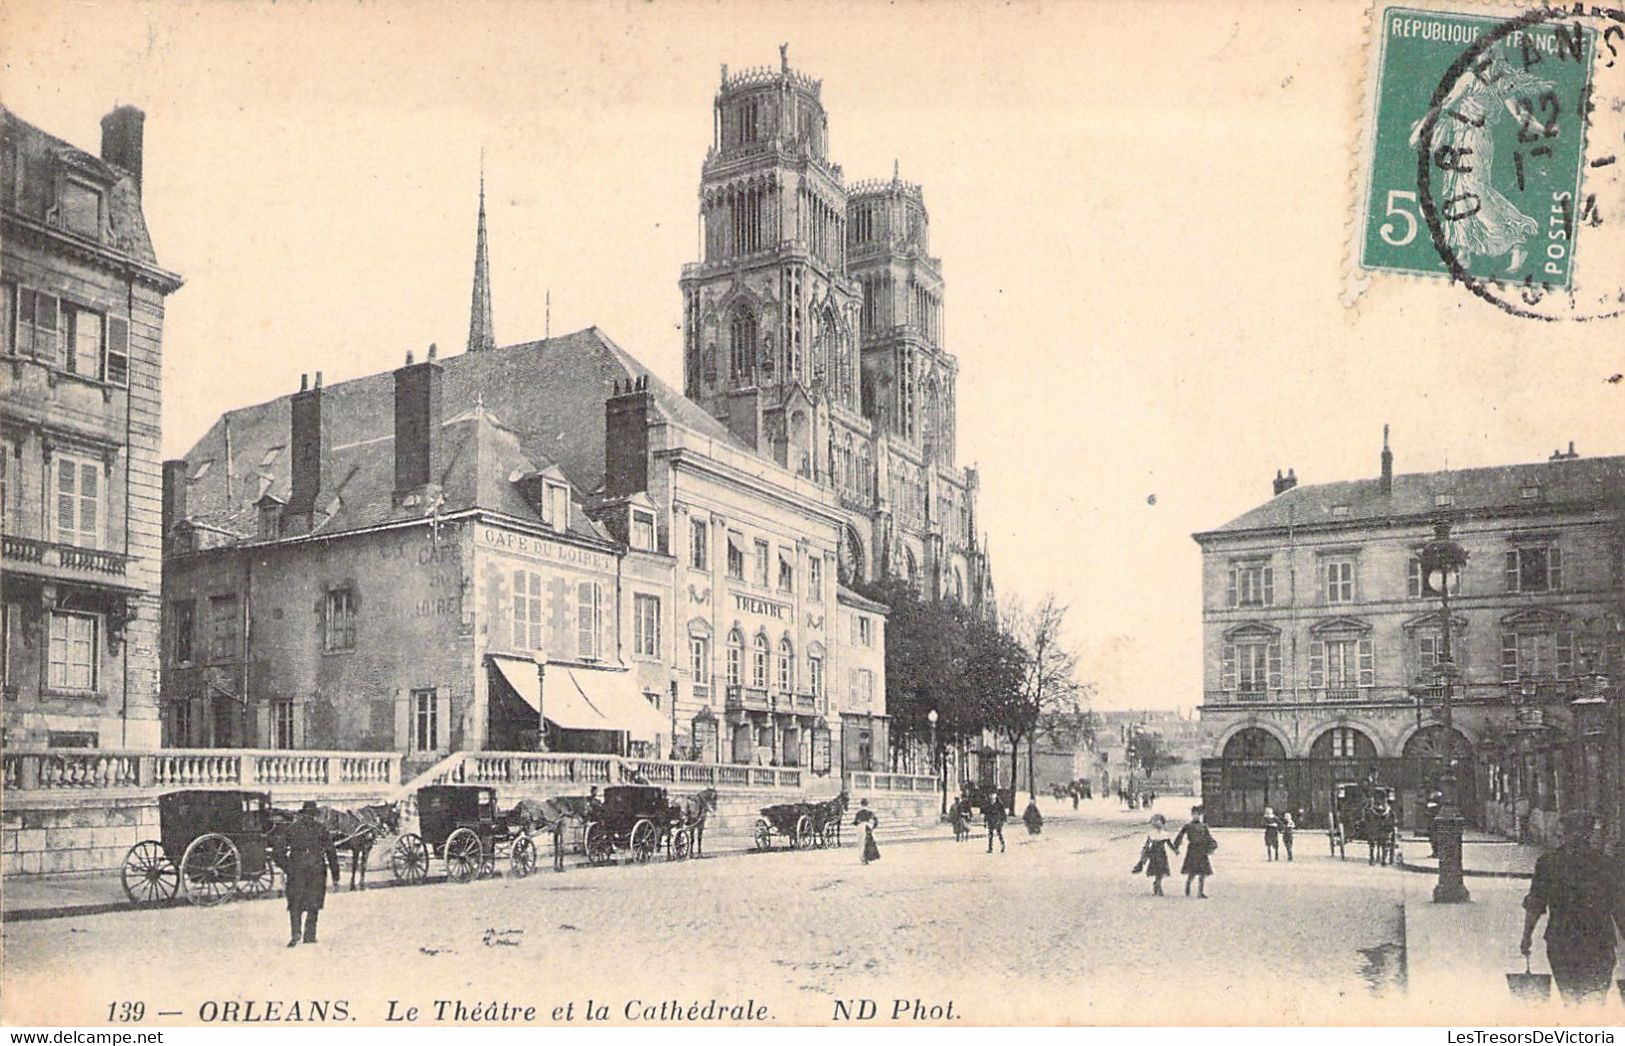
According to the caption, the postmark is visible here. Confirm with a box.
[1354,2,1625,320]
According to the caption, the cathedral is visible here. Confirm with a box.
[678,48,992,606]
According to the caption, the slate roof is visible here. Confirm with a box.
[1200,455,1625,539]
[179,327,743,545]
[1,107,162,269]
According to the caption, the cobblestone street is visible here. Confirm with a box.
[2,800,1413,1025]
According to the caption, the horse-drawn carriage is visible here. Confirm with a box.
[120,790,281,907]
[389,785,538,884]
[1329,781,1400,865]
[753,792,848,851]
[580,784,703,865]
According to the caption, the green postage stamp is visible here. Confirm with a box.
[1354,3,1625,320]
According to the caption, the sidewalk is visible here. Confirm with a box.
[1399,833,1544,879]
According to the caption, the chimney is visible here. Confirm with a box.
[394,348,444,498]
[1273,468,1298,496]
[99,105,146,192]
[286,372,325,525]
[605,376,654,498]
[1380,424,1393,494]
[723,386,762,450]
[162,459,189,535]
[1549,441,1579,462]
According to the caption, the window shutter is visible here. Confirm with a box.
[1309,641,1325,688]
[1548,548,1562,591]
[436,690,451,752]
[1315,561,1327,602]
[17,289,35,356]
[1556,631,1573,677]
[35,293,59,364]
[1262,567,1274,607]
[1225,568,1237,608]
[1267,641,1283,689]
[255,701,271,748]
[1500,633,1518,682]
[1221,643,1236,691]
[105,317,129,386]
[1358,638,1374,687]
[295,700,308,748]
[1505,551,1519,592]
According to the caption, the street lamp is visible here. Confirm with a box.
[927,708,944,815]
[1420,520,1471,904]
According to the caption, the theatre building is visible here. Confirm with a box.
[1194,435,1624,842]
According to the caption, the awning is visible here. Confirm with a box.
[566,667,668,742]
[490,656,543,714]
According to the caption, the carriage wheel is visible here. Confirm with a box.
[444,828,484,883]
[629,819,658,864]
[671,826,692,861]
[820,821,839,849]
[753,818,772,852]
[121,841,178,907]
[238,855,277,899]
[179,833,240,907]
[584,822,614,866]
[510,836,537,879]
[390,834,430,884]
[790,814,813,850]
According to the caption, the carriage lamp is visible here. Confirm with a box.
[1419,520,1470,904]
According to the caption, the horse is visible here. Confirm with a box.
[507,796,601,871]
[1362,801,1398,866]
[810,791,849,846]
[314,802,402,891]
[672,788,719,857]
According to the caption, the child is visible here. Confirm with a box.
[1132,813,1174,895]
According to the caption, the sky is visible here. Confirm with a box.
[3,0,1620,711]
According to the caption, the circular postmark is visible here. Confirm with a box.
[1414,4,1625,321]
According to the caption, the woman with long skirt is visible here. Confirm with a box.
[1132,813,1174,896]
[853,799,881,864]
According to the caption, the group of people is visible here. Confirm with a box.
[1118,787,1158,810]
[1261,807,1298,861]
[1133,806,1219,897]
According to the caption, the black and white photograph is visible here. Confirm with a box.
[1,0,1622,1031]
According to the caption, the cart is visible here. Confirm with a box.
[389,785,537,884]
[120,790,280,907]
[753,792,848,851]
[1329,782,1399,863]
[582,785,691,866]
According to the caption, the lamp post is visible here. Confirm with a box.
[1420,520,1470,904]
[928,708,944,815]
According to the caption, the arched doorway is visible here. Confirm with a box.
[1220,727,1288,822]
[1402,725,1478,830]
[1309,725,1377,761]
[1223,727,1287,760]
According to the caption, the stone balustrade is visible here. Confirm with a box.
[846,771,937,793]
[3,748,400,795]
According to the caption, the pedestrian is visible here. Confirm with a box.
[984,796,1007,853]
[1071,784,1080,811]
[1132,813,1175,895]
[274,800,340,948]
[1280,811,1295,862]
[1022,795,1044,836]
[950,797,970,843]
[1262,806,1280,861]
[1173,805,1218,898]
[1519,811,1625,1005]
[852,799,881,865]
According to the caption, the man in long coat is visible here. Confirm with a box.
[1520,811,1625,1004]
[276,800,340,947]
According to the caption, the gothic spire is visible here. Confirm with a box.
[466,155,495,353]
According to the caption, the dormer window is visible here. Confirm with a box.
[543,481,570,530]
[1330,505,1351,517]
[1520,485,1541,501]
[630,508,656,552]
[59,178,103,239]
[1433,493,1454,507]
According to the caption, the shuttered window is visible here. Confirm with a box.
[105,316,130,386]
[55,455,100,548]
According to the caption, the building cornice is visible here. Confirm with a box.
[1192,500,1624,546]
[2,212,184,294]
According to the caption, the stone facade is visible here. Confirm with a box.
[1193,439,1625,836]
[678,51,990,609]
[1,105,183,750]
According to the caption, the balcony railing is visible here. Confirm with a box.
[846,771,938,793]
[725,685,772,712]
[2,535,131,581]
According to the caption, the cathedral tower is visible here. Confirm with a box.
[847,165,953,466]
[680,46,863,458]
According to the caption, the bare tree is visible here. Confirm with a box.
[988,595,1087,806]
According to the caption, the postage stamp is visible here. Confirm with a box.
[1353,2,1625,321]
